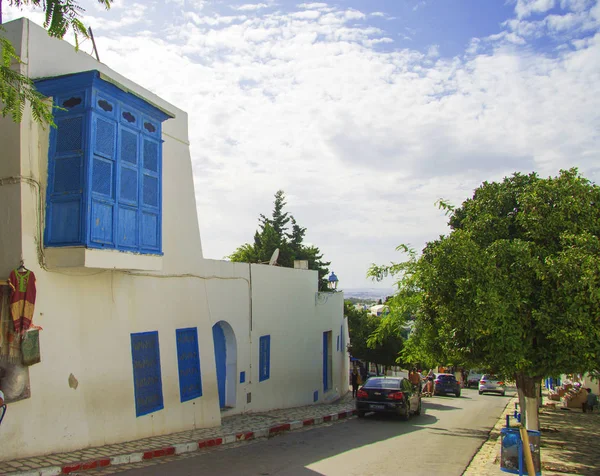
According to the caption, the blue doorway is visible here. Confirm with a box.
[323,331,332,392]
[212,324,227,408]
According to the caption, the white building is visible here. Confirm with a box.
[369,304,389,317]
[0,18,348,461]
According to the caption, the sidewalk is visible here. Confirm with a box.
[464,395,600,475]
[0,395,356,476]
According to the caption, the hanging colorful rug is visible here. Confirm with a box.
[0,287,21,365]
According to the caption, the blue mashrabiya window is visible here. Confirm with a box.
[35,70,172,255]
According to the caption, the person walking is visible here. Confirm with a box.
[351,368,361,398]
[583,388,598,413]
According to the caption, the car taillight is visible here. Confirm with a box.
[357,389,368,399]
[480,380,486,384]
[498,382,504,385]
[434,379,441,384]
[387,391,404,401]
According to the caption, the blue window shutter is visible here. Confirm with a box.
[131,331,164,417]
[94,116,116,158]
[54,156,83,194]
[56,116,83,153]
[36,71,168,255]
[176,327,202,402]
[259,335,270,382]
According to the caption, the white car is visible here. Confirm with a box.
[479,375,506,396]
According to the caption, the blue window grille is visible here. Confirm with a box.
[259,335,271,382]
[130,331,164,417]
[35,71,172,256]
[176,328,202,402]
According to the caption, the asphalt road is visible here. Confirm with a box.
[114,388,513,476]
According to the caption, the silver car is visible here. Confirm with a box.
[479,375,506,396]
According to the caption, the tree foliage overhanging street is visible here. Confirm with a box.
[344,301,407,370]
[229,190,332,292]
[368,168,600,430]
[0,0,112,125]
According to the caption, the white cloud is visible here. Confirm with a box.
[231,3,269,12]
[297,3,329,9]
[515,0,556,18]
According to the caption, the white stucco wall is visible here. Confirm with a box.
[0,19,347,461]
[0,19,221,460]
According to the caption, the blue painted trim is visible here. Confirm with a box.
[35,71,172,122]
[259,335,271,382]
[176,327,203,403]
[240,371,246,383]
[323,332,328,392]
[130,331,164,417]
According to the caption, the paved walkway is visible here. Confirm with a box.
[0,395,356,475]
[2,391,599,475]
[464,394,600,475]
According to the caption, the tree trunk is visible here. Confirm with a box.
[515,372,540,431]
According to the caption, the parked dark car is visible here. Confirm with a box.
[433,373,461,397]
[356,377,422,420]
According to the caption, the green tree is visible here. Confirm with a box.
[229,190,332,291]
[369,169,600,430]
[0,0,112,125]
[345,301,405,369]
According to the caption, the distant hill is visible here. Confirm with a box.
[342,288,395,301]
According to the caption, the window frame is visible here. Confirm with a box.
[35,71,172,257]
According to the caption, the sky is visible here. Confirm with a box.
[4,0,600,290]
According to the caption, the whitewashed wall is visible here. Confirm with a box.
[199,259,348,416]
[0,19,347,462]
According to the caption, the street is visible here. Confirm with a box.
[101,388,513,476]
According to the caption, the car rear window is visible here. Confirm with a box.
[437,374,456,381]
[482,375,499,380]
[364,378,402,389]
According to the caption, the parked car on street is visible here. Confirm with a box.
[356,377,422,420]
[433,373,461,397]
[479,375,506,396]
[466,369,484,388]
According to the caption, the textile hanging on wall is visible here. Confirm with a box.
[8,269,36,334]
[0,287,21,364]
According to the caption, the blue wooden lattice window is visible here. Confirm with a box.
[35,71,172,256]
[176,327,202,402]
[130,331,164,417]
[259,335,270,382]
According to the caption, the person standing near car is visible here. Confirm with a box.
[409,368,422,392]
[351,368,361,398]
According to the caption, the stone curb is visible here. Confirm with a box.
[3,410,357,475]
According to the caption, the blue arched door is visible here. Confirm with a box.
[212,324,226,408]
